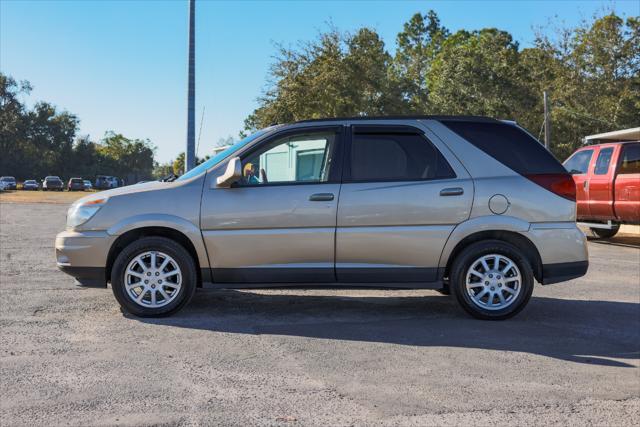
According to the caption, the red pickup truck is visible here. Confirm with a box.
[564,141,640,238]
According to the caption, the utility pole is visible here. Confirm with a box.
[543,91,551,150]
[185,0,196,173]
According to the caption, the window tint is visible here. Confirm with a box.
[240,132,336,185]
[349,133,455,182]
[563,150,593,175]
[442,121,566,175]
[594,148,614,175]
[619,143,640,174]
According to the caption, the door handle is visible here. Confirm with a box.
[584,180,589,190]
[440,187,464,197]
[309,193,334,201]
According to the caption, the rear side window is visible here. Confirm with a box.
[564,150,593,174]
[594,148,614,175]
[349,132,455,182]
[441,121,566,175]
[619,144,640,174]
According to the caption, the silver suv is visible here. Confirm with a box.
[56,117,588,319]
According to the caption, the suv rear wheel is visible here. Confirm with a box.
[111,236,197,317]
[450,240,534,320]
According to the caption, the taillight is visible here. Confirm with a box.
[525,173,576,201]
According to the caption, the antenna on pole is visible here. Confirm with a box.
[196,106,205,159]
[543,91,551,150]
[185,0,196,173]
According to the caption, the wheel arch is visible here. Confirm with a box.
[442,230,543,283]
[106,227,204,287]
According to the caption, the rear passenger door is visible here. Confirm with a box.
[335,125,473,283]
[614,143,640,222]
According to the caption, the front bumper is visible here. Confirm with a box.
[57,265,106,287]
[55,229,114,287]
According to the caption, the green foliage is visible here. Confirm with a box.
[0,73,156,182]
[244,27,407,130]
[246,10,640,160]
[156,151,211,178]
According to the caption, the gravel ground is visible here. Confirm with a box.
[1,202,639,426]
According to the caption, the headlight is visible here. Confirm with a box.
[67,197,108,228]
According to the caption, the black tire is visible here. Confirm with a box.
[450,240,534,320]
[111,236,197,317]
[590,226,619,239]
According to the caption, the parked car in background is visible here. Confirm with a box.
[42,176,64,191]
[0,176,17,190]
[56,116,588,320]
[95,175,120,190]
[22,180,39,191]
[83,180,93,190]
[0,180,7,191]
[67,178,85,191]
[564,140,640,238]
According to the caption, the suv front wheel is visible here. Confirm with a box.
[450,240,534,320]
[111,236,197,317]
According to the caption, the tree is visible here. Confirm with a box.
[393,10,450,112]
[529,14,639,159]
[243,10,639,161]
[96,132,156,183]
[427,29,536,121]
[244,27,406,130]
[0,75,31,178]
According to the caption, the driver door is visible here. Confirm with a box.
[200,126,343,284]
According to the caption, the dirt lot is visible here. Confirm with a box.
[0,189,92,204]
[1,200,639,426]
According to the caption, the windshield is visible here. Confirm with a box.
[176,128,273,182]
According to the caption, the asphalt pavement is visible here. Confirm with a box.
[1,202,638,426]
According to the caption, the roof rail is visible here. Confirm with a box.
[294,115,500,124]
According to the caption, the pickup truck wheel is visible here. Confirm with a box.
[111,237,197,317]
[590,226,619,239]
[450,240,534,320]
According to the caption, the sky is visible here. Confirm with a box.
[1,0,638,163]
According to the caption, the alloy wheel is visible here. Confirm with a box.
[124,251,182,308]
[465,254,521,311]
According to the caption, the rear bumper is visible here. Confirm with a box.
[525,222,589,285]
[542,260,589,285]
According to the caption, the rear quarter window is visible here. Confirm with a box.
[619,143,640,174]
[441,121,566,175]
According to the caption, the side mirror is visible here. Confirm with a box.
[216,157,242,188]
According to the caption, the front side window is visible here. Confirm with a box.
[619,144,640,174]
[594,147,614,175]
[349,132,455,182]
[564,150,593,175]
[240,132,336,185]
